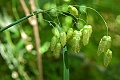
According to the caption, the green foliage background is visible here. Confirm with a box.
[0,0,120,80]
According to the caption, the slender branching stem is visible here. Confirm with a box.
[86,7,109,36]
[0,9,44,32]
[74,5,109,36]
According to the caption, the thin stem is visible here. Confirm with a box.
[86,7,108,35]
[0,9,52,33]
[43,19,55,28]
[60,11,77,23]
[79,19,87,24]
[74,5,109,36]
[63,46,69,80]
[0,14,32,32]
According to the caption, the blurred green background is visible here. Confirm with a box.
[0,0,120,80]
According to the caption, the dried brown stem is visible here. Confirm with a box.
[29,0,43,80]
[19,0,32,23]
[20,0,43,80]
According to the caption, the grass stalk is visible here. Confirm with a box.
[63,46,69,80]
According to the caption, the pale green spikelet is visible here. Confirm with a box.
[50,36,58,51]
[97,36,111,56]
[53,42,62,58]
[83,29,89,45]
[60,32,67,47]
[68,5,78,16]
[82,25,92,46]
[71,36,80,53]
[104,49,112,67]
[66,28,73,40]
